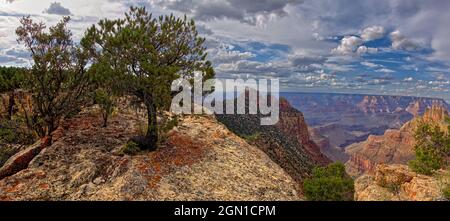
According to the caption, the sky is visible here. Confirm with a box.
[1,0,450,102]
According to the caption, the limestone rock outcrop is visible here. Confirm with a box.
[354,164,446,201]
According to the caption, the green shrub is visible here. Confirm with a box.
[409,148,443,175]
[161,116,179,133]
[386,183,401,194]
[303,162,355,201]
[409,122,449,175]
[121,141,140,156]
[94,88,115,127]
[242,132,261,142]
[0,119,35,145]
[0,125,15,143]
[0,145,18,167]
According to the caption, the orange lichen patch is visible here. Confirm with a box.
[134,132,208,189]
[211,130,224,139]
[39,183,49,189]
[137,162,150,174]
[0,195,11,201]
[5,181,22,193]
[148,175,162,189]
[155,132,206,167]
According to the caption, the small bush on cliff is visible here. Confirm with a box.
[303,162,354,201]
[409,122,450,175]
[94,88,115,127]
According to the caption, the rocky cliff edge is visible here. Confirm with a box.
[0,107,301,201]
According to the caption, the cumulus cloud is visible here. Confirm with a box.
[332,36,363,55]
[356,46,378,55]
[208,45,256,64]
[390,30,419,51]
[44,2,72,15]
[331,36,378,56]
[332,26,383,56]
[361,26,385,41]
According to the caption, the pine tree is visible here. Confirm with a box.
[82,7,214,150]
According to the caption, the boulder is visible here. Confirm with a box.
[375,164,414,187]
[354,164,444,201]
[0,137,51,180]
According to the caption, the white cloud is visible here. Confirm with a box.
[207,43,256,64]
[361,26,385,41]
[356,45,378,54]
[332,35,378,56]
[375,68,395,73]
[403,77,414,82]
[324,63,354,72]
[390,30,419,51]
[361,61,381,68]
[331,36,363,55]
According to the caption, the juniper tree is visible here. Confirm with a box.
[83,7,214,150]
[16,16,92,141]
[409,121,450,175]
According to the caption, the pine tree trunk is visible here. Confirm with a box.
[102,112,108,128]
[143,98,158,150]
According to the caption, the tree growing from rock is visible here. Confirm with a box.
[16,16,92,141]
[83,7,214,150]
[409,121,450,175]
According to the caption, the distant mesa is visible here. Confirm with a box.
[281,92,450,163]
